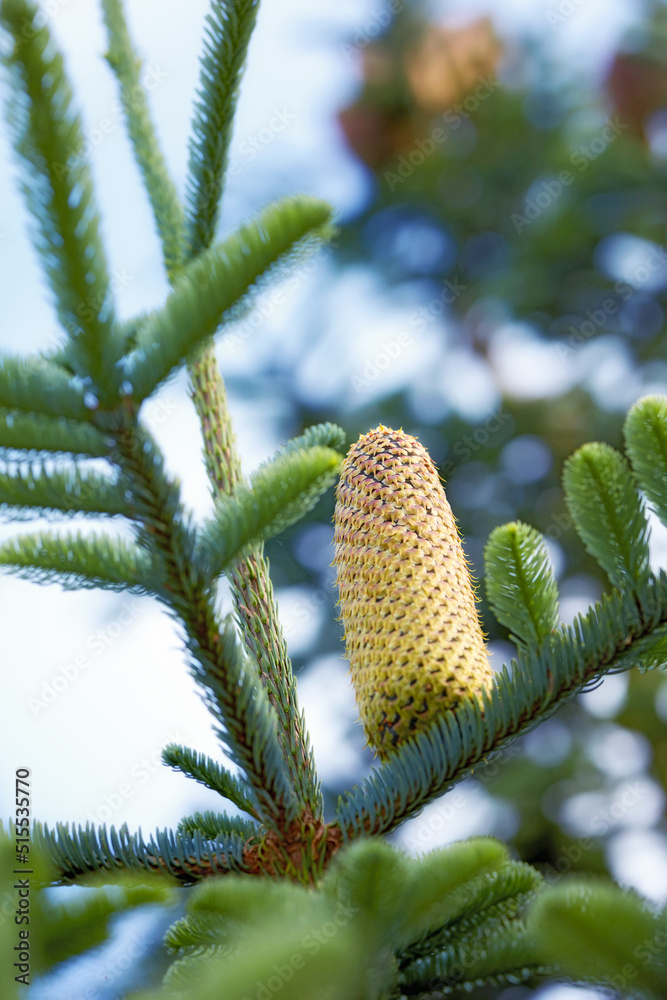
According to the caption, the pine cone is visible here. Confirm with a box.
[333,425,494,758]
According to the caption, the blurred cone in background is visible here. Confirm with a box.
[404,16,502,113]
[605,4,667,140]
[337,11,503,169]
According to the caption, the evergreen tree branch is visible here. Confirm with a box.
[114,424,299,827]
[123,196,333,402]
[398,924,546,996]
[0,356,93,422]
[163,911,232,955]
[0,529,155,591]
[100,0,184,275]
[326,837,510,948]
[176,810,260,843]
[530,880,667,997]
[563,442,651,590]
[398,861,543,963]
[271,422,347,460]
[195,618,303,827]
[625,394,667,528]
[162,743,262,819]
[199,445,341,579]
[485,521,560,648]
[335,574,667,839]
[38,884,171,972]
[0,0,121,393]
[188,350,326,820]
[181,4,331,828]
[185,0,262,257]
[0,462,129,518]
[0,409,113,458]
[33,821,248,886]
[189,349,242,495]
[228,552,323,815]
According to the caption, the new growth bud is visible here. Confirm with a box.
[333,426,494,758]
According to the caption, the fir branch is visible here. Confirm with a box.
[187,869,310,920]
[229,552,322,816]
[625,394,667,528]
[328,837,509,947]
[159,918,357,1000]
[33,821,248,886]
[199,445,341,579]
[190,619,301,826]
[113,425,200,621]
[0,0,121,392]
[398,923,546,996]
[188,356,326,819]
[180,0,335,828]
[0,462,129,519]
[101,0,184,275]
[189,349,242,496]
[563,442,651,590]
[0,356,92,422]
[335,574,667,839]
[176,810,260,843]
[530,880,667,997]
[0,529,155,591]
[394,842,517,950]
[114,425,299,827]
[485,521,560,648]
[185,0,262,256]
[399,861,543,962]
[39,884,171,971]
[612,622,667,672]
[268,421,347,462]
[163,912,231,955]
[0,409,113,458]
[162,744,261,819]
[124,196,333,402]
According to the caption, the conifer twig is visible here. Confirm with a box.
[100,0,185,275]
[100,0,324,822]
[188,353,323,817]
[181,0,323,820]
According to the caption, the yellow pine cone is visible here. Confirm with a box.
[333,425,494,759]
